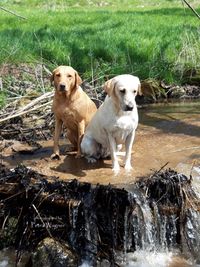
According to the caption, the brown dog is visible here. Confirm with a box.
[51,66,97,159]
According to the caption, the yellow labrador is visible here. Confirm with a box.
[81,74,141,172]
[51,66,97,159]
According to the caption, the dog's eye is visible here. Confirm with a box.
[133,90,137,94]
[120,89,126,94]
[67,74,72,78]
[56,73,60,77]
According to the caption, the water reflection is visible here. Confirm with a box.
[139,101,200,137]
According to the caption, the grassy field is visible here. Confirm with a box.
[0,0,200,88]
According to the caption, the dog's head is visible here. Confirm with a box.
[104,74,142,112]
[51,66,82,97]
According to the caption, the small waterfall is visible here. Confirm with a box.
[68,199,81,248]
[126,190,156,251]
[81,188,98,266]
[118,170,200,266]
[118,189,180,267]
[181,209,200,262]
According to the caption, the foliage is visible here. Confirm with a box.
[0,0,200,83]
[0,92,6,108]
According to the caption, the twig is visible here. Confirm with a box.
[90,52,98,99]
[182,0,200,20]
[0,78,3,91]
[32,204,53,238]
[151,162,169,177]
[0,100,53,123]
[7,96,32,100]
[189,160,196,182]
[2,214,9,230]
[17,91,53,113]
[4,88,21,97]
[31,111,52,121]
[43,65,52,76]
[0,6,26,20]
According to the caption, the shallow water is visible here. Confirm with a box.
[0,250,199,267]
[1,101,200,186]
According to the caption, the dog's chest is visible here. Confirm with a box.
[54,104,77,126]
[110,115,137,142]
[116,115,135,129]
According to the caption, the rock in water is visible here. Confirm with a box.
[31,237,78,267]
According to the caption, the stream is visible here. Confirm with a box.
[1,101,200,185]
[0,100,200,266]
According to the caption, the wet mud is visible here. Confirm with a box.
[1,101,199,186]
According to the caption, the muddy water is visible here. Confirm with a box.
[1,101,200,186]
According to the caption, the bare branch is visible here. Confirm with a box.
[0,100,53,124]
[182,0,200,20]
[0,6,27,20]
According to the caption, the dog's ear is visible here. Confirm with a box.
[75,71,82,88]
[138,81,143,96]
[104,78,115,96]
[50,70,55,86]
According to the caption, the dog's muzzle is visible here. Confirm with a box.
[59,84,66,91]
[124,104,134,111]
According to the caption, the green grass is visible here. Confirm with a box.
[0,92,6,108]
[0,0,200,83]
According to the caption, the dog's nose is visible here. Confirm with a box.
[125,104,134,111]
[59,84,66,91]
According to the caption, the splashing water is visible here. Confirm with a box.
[123,182,200,267]
[122,251,178,267]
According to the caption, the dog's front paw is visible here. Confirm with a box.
[51,153,61,160]
[124,163,133,172]
[86,156,97,163]
[112,163,120,174]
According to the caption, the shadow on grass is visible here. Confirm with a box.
[115,7,200,17]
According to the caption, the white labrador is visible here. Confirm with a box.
[81,74,141,172]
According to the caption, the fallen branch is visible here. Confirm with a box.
[182,0,200,20]
[0,6,26,20]
[17,91,53,113]
[43,65,52,75]
[0,100,53,124]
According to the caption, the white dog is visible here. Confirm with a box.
[81,74,142,172]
